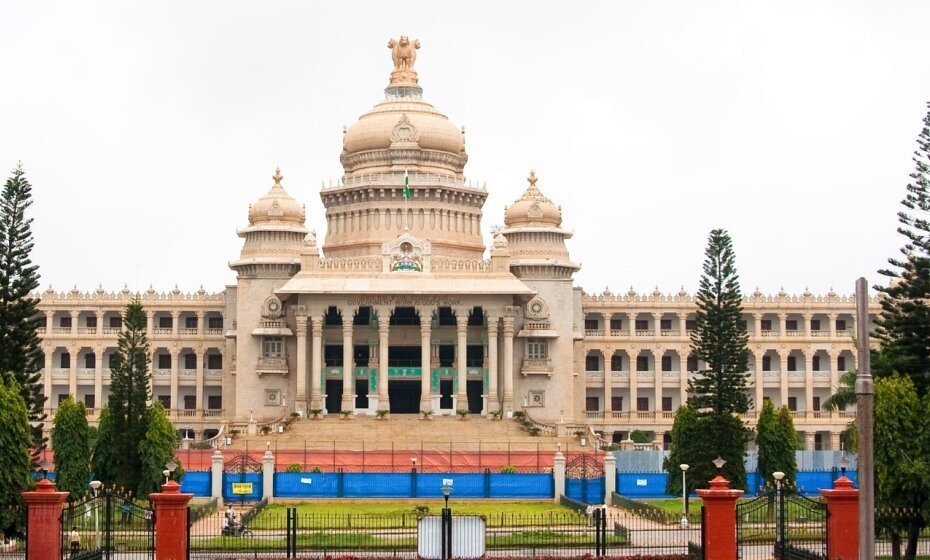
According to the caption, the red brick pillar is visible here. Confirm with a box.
[150,480,193,560]
[696,475,744,560]
[21,478,69,560]
[820,475,858,560]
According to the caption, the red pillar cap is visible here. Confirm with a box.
[34,478,57,492]
[833,476,854,489]
[160,480,181,494]
[709,475,731,490]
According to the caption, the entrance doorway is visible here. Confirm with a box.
[355,379,369,410]
[325,380,343,413]
[388,380,419,413]
[466,380,483,414]
[439,379,453,410]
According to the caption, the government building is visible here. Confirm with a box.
[34,38,875,451]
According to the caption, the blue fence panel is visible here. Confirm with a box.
[180,471,211,497]
[565,477,604,504]
[617,473,669,498]
[274,472,340,498]
[222,472,262,501]
[343,473,415,498]
[488,473,553,499]
[415,473,486,498]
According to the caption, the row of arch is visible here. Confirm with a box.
[48,346,224,371]
[584,348,856,373]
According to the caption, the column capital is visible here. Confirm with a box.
[310,316,324,335]
[487,318,500,335]
[196,310,205,318]
[342,320,353,335]
[95,309,105,317]
[502,315,515,334]
[373,306,393,323]
[295,317,308,336]
[171,310,181,318]
[70,310,79,317]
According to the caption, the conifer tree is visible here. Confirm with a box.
[137,402,180,497]
[51,396,91,500]
[875,103,930,396]
[107,298,151,495]
[756,400,800,488]
[91,407,117,485]
[0,376,34,538]
[0,163,44,452]
[664,404,700,499]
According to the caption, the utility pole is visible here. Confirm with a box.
[855,278,874,560]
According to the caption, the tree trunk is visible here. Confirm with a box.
[904,520,921,560]
[890,532,901,560]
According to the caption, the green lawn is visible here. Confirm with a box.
[641,498,702,516]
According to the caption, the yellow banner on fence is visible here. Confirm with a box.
[231,483,253,495]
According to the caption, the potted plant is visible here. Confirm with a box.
[512,411,525,420]
[456,408,469,420]
[376,409,389,420]
[488,411,502,420]
[260,425,271,435]
[309,409,323,419]
[420,409,434,420]
[340,409,353,420]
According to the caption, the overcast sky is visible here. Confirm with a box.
[2,1,928,297]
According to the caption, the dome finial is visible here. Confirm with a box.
[528,170,538,188]
[387,36,421,85]
[273,167,283,184]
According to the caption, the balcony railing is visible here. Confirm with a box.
[659,330,679,337]
[77,368,94,377]
[179,328,197,335]
[205,368,222,376]
[102,327,121,335]
[662,370,679,378]
[759,330,778,337]
[585,370,604,379]
[205,328,223,335]
[787,370,806,378]
[52,368,68,375]
[634,329,651,337]
[610,370,629,378]
[77,327,96,335]
[203,409,224,418]
[786,330,803,337]
[762,370,779,377]
[180,368,196,376]
[609,329,626,337]
[153,368,170,375]
[811,330,830,337]
[153,327,172,335]
[813,370,829,377]
[584,329,604,337]
[52,327,70,334]
[637,370,653,377]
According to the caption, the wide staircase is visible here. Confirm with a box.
[228,414,576,450]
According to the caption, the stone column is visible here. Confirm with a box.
[804,352,814,414]
[68,344,77,398]
[678,313,687,336]
[695,476,744,560]
[502,313,515,412]
[653,313,661,337]
[604,347,613,415]
[171,310,180,336]
[93,345,103,412]
[454,309,469,409]
[778,313,787,337]
[70,310,78,336]
[820,476,859,560]
[146,311,154,337]
[678,354,688,408]
[754,353,764,411]
[211,449,224,506]
[43,350,52,408]
[196,310,205,335]
[486,316,500,414]
[552,451,566,504]
[310,316,323,411]
[828,313,837,338]
[629,347,638,415]
[829,430,842,451]
[754,313,762,337]
[195,346,204,415]
[603,452,616,505]
[150,480,193,560]
[341,313,355,412]
[295,313,309,413]
[627,312,635,337]
[828,350,839,402]
[170,347,180,414]
[803,312,812,337]
[95,310,104,336]
[655,351,664,416]
[377,308,390,410]
[779,353,788,406]
[44,310,53,336]
[21,479,69,560]
[419,309,432,412]
[262,448,275,501]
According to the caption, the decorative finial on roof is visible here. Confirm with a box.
[528,170,538,188]
[273,167,283,184]
[387,36,421,85]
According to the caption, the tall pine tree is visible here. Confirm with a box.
[687,228,752,488]
[875,102,930,396]
[107,298,151,495]
[0,163,44,452]
[51,396,91,500]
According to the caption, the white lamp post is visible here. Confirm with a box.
[679,463,689,528]
[89,480,102,549]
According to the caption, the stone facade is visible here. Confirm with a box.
[34,38,878,448]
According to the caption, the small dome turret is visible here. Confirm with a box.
[248,168,306,226]
[504,171,562,228]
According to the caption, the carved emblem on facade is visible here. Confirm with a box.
[527,201,543,219]
[268,199,284,218]
[382,232,431,273]
[390,114,419,143]
[525,296,549,320]
[261,294,284,319]
[387,36,420,85]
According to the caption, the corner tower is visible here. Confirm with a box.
[321,37,487,259]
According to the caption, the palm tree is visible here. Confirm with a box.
[821,370,856,410]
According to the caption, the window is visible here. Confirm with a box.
[158,395,171,408]
[814,433,823,451]
[660,319,672,331]
[787,356,797,371]
[812,356,821,371]
[636,397,649,411]
[786,320,798,331]
[86,316,97,328]
[354,307,372,326]
[157,354,171,369]
[811,319,821,331]
[158,316,172,329]
[60,316,72,328]
[84,353,95,369]
[687,356,698,371]
[183,354,196,370]
[635,319,648,331]
[208,316,223,329]
[787,397,797,411]
[636,355,649,371]
[585,354,600,371]
[584,318,599,330]
[207,354,223,370]
[760,319,772,331]
[837,356,846,371]
[58,394,70,405]
[109,316,122,328]
[661,355,672,372]
[662,397,673,411]
[685,319,697,331]
[836,319,847,331]
[585,397,599,412]
[611,396,623,411]
[183,395,196,410]
[609,318,623,331]
[526,338,548,360]
[207,395,222,410]
[185,316,197,329]
[762,356,771,371]
[263,337,284,358]
[813,396,821,410]
[60,352,70,369]
[37,315,47,329]
[610,354,623,371]
[108,353,118,368]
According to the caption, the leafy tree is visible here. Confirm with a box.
[686,229,752,488]
[664,405,700,502]
[50,396,91,499]
[0,376,34,538]
[755,400,800,489]
[822,370,856,411]
[137,402,180,497]
[91,407,117,485]
[874,376,930,560]
[0,164,44,453]
[874,103,930,396]
[629,430,652,444]
[107,298,152,495]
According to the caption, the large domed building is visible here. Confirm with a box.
[33,38,874,452]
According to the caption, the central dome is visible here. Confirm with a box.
[342,99,465,156]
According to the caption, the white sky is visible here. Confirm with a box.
[2,1,928,297]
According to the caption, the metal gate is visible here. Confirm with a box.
[60,491,154,559]
[565,453,605,504]
[736,485,827,560]
[223,452,263,503]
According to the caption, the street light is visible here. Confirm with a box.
[712,456,726,474]
[39,459,51,480]
[441,480,452,510]
[679,463,690,528]
[838,456,850,478]
[89,481,101,549]
[164,460,178,484]
[773,471,785,546]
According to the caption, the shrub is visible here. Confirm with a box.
[260,425,272,435]
[310,466,322,473]
[500,465,517,474]
[512,411,525,419]
[456,409,469,419]
[284,464,302,473]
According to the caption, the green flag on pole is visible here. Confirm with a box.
[403,169,412,199]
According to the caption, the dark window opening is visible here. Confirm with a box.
[585,355,600,371]
[324,307,342,326]
[468,307,484,327]
[324,345,343,366]
[610,354,623,371]
[84,353,95,369]
[353,307,372,326]
[389,307,420,326]
[438,307,456,326]
[388,346,422,367]
[585,397,599,411]
[466,344,483,367]
[661,355,672,372]
[439,345,454,367]
[636,355,649,371]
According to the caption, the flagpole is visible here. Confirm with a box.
[403,169,410,232]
